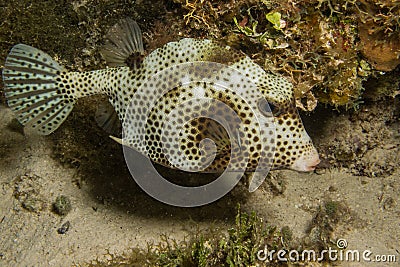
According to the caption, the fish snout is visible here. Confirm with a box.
[290,148,320,172]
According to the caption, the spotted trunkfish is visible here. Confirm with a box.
[2,18,320,182]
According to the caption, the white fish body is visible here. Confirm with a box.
[2,19,320,174]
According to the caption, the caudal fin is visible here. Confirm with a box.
[2,44,75,135]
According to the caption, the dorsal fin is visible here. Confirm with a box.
[100,18,144,67]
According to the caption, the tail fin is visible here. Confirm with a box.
[2,44,75,135]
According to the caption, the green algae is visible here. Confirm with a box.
[85,205,361,266]
[176,0,400,110]
[53,195,72,216]
[86,207,287,267]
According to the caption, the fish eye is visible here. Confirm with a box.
[257,98,281,117]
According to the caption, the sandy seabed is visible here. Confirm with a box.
[0,101,399,266]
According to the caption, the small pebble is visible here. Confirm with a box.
[57,221,71,234]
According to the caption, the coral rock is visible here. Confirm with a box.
[359,21,400,71]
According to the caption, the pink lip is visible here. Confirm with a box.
[290,154,321,172]
[307,158,321,171]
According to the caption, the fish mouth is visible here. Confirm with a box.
[303,159,321,172]
[290,153,321,172]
